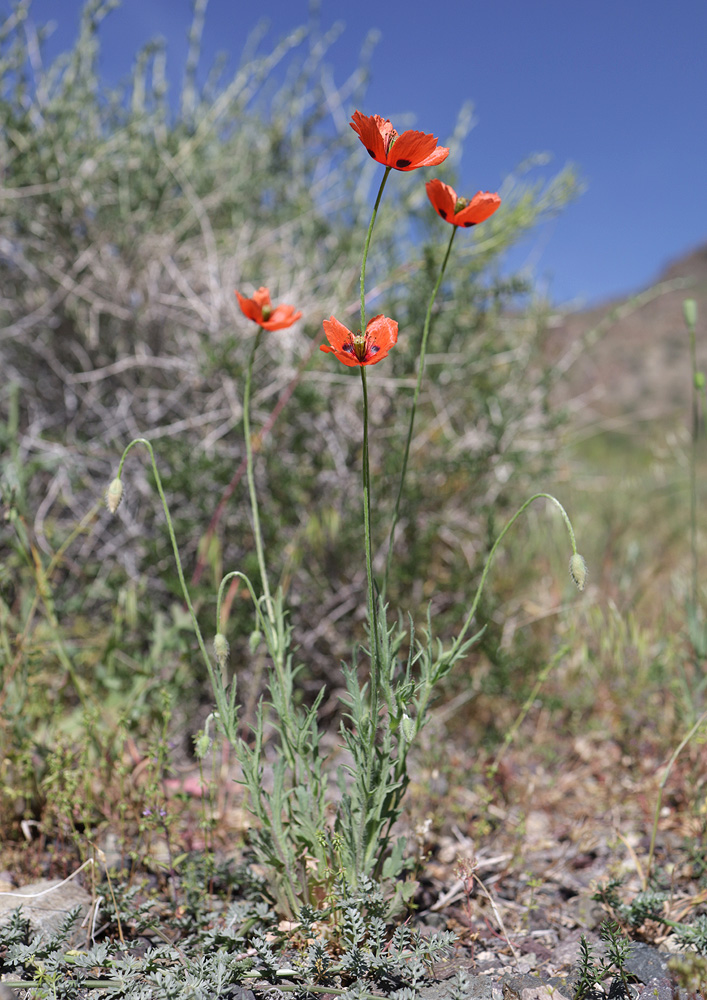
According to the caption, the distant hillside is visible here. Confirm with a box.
[547,244,707,422]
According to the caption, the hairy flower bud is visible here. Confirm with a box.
[683,299,698,329]
[401,713,415,742]
[194,730,212,760]
[569,553,588,592]
[106,477,123,514]
[213,632,230,666]
[248,629,262,654]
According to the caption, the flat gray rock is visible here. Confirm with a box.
[0,879,91,944]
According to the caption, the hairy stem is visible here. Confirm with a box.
[242,328,275,625]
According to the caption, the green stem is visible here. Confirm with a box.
[360,366,380,706]
[359,166,392,333]
[355,166,393,713]
[241,972,389,1000]
[242,329,275,625]
[215,570,290,737]
[383,225,458,597]
[114,438,235,740]
[448,493,581,662]
[690,324,700,609]
[488,643,570,778]
[688,315,699,611]
[644,706,707,890]
[353,166,391,879]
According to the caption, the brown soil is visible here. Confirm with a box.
[547,243,707,423]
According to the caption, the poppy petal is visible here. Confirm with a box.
[261,304,303,330]
[350,111,389,166]
[321,314,398,367]
[351,111,447,171]
[322,316,354,352]
[251,287,272,311]
[390,130,449,171]
[235,290,263,323]
[364,314,398,364]
[321,316,360,366]
[236,287,301,330]
[454,191,502,228]
[425,178,457,222]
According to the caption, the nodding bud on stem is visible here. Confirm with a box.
[106,478,123,514]
[194,730,212,759]
[569,553,588,592]
[213,633,230,666]
[684,299,698,329]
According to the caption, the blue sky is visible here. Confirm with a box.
[18,0,707,307]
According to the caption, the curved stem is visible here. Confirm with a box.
[242,329,275,626]
[215,570,269,637]
[383,225,458,597]
[114,437,234,738]
[448,492,581,662]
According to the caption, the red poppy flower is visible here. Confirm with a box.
[235,287,302,330]
[425,178,501,228]
[350,111,449,172]
[320,314,398,368]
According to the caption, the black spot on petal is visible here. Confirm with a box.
[463,221,477,228]
[366,148,376,159]
[439,209,447,219]
[342,343,355,353]
[369,345,380,355]
[395,158,411,169]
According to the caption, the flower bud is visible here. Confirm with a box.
[696,372,705,390]
[213,632,230,666]
[401,713,416,742]
[683,299,698,329]
[194,730,212,760]
[569,553,588,592]
[106,477,123,514]
[248,629,262,654]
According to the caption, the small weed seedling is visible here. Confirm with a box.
[574,921,633,1000]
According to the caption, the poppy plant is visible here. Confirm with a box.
[425,178,501,228]
[320,314,398,367]
[350,111,449,172]
[236,287,302,330]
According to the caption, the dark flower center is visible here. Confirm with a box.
[353,333,367,361]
